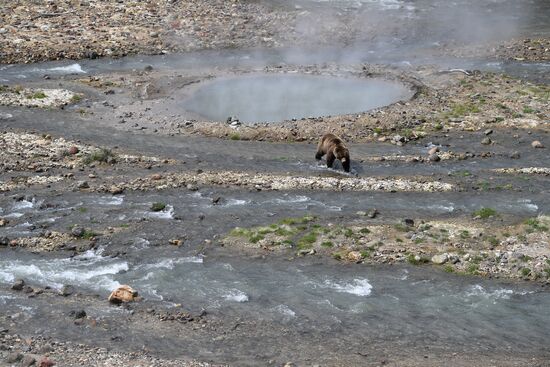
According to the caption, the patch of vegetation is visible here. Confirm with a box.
[71,94,82,103]
[486,236,499,246]
[519,255,533,262]
[81,230,96,240]
[321,241,334,248]
[433,122,443,131]
[360,250,371,258]
[373,127,383,134]
[520,268,531,277]
[414,237,425,244]
[151,202,166,212]
[451,170,472,177]
[524,218,549,232]
[466,263,480,275]
[344,228,354,238]
[444,265,455,273]
[459,230,471,239]
[297,231,317,250]
[447,103,480,118]
[230,133,241,141]
[83,148,116,165]
[359,228,371,234]
[333,253,343,261]
[473,207,497,219]
[395,238,403,243]
[394,223,410,232]
[522,106,535,114]
[77,207,88,213]
[249,234,265,244]
[27,91,47,99]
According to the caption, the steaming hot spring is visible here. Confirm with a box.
[181,74,414,124]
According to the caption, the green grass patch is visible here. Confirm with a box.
[27,91,47,99]
[459,230,470,239]
[473,207,497,219]
[524,218,549,232]
[83,148,116,165]
[230,133,240,140]
[444,265,454,273]
[520,268,531,277]
[321,241,334,248]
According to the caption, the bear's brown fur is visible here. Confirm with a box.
[315,133,351,172]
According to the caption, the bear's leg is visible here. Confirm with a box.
[326,151,336,168]
[315,140,325,160]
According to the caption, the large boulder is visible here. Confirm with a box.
[108,285,138,304]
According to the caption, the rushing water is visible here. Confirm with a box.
[1,248,549,357]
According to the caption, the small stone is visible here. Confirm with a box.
[509,151,520,159]
[0,236,9,246]
[60,284,75,297]
[428,147,439,155]
[356,211,367,216]
[71,226,85,237]
[68,146,79,155]
[367,208,379,218]
[70,309,87,319]
[531,140,544,148]
[11,279,25,291]
[76,181,89,189]
[481,137,492,145]
[144,65,153,72]
[186,184,198,191]
[402,218,414,227]
[151,173,162,180]
[347,251,363,262]
[484,129,493,135]
[109,185,124,195]
[431,254,448,265]
[169,239,182,246]
[212,196,223,204]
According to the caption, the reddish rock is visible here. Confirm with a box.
[108,285,138,304]
[68,146,79,155]
[39,357,55,367]
[151,173,163,180]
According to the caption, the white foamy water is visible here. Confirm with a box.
[0,250,128,292]
[273,304,296,317]
[139,256,204,272]
[48,63,86,74]
[323,278,373,296]
[12,200,35,210]
[147,204,175,219]
[425,204,455,213]
[223,289,249,302]
[221,198,250,207]
[464,285,533,304]
[95,196,124,206]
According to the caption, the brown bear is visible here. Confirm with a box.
[315,133,351,172]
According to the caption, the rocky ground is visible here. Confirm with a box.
[1,1,550,365]
[0,1,548,65]
[222,214,550,283]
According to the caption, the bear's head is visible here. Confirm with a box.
[335,146,351,172]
